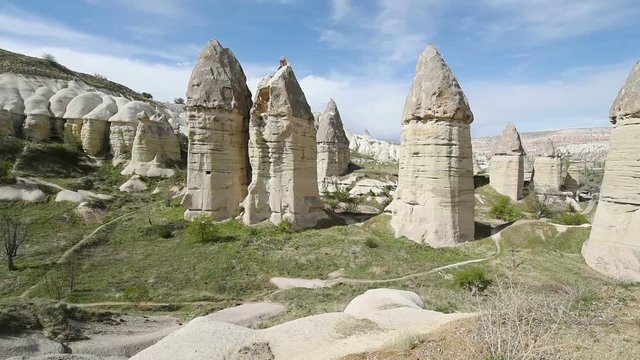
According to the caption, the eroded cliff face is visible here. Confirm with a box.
[386,44,475,248]
[242,65,327,230]
[582,61,640,282]
[182,40,253,220]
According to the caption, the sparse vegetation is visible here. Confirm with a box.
[552,212,589,225]
[93,73,107,80]
[41,53,57,63]
[185,214,218,243]
[0,213,29,271]
[141,92,154,99]
[452,266,491,294]
[123,284,151,307]
[489,194,525,221]
[174,97,185,104]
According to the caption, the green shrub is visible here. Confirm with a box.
[489,195,525,221]
[453,266,491,293]
[364,238,379,248]
[123,284,150,306]
[553,212,589,225]
[277,218,293,234]
[185,215,218,243]
[156,225,173,239]
[85,197,107,210]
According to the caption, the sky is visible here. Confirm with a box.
[0,0,638,140]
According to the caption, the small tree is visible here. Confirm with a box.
[42,53,57,63]
[141,92,153,99]
[173,97,185,104]
[0,213,29,271]
[186,215,218,243]
[525,188,552,219]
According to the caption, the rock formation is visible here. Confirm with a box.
[122,111,180,177]
[81,95,117,156]
[63,92,104,146]
[242,64,327,229]
[0,74,27,137]
[532,139,562,192]
[386,44,475,247]
[345,129,399,163]
[23,87,54,142]
[181,40,252,220]
[49,85,84,141]
[489,122,525,200]
[582,61,640,282]
[316,99,350,189]
[108,101,155,161]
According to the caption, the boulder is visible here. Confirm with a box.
[182,40,252,220]
[108,101,155,161]
[81,95,117,156]
[242,64,327,229]
[532,139,562,192]
[489,122,525,200]
[63,92,104,146]
[386,44,475,247]
[119,175,148,193]
[316,99,350,189]
[23,87,54,142]
[583,61,640,282]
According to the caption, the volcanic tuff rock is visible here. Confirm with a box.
[583,61,640,282]
[532,139,562,192]
[386,44,475,247]
[316,99,350,189]
[63,92,104,146]
[242,64,327,229]
[108,101,155,161]
[81,95,118,156]
[489,122,525,200]
[182,40,252,220]
[346,129,399,163]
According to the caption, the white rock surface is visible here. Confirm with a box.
[0,183,47,202]
[182,40,252,220]
[348,178,394,197]
[316,99,350,188]
[81,95,117,156]
[54,189,113,203]
[489,123,525,201]
[242,64,327,229]
[386,44,475,247]
[119,175,148,193]
[206,303,286,327]
[63,92,104,146]
[23,87,54,142]
[108,101,155,161]
[532,139,563,192]
[0,332,66,359]
[583,61,640,282]
[346,129,399,163]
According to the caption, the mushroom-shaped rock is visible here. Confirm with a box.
[63,92,104,146]
[489,122,525,200]
[242,64,327,229]
[0,74,28,137]
[108,101,155,161]
[386,44,475,247]
[113,96,131,110]
[532,139,562,192]
[183,40,253,220]
[23,87,54,142]
[583,61,640,282]
[316,99,350,190]
[50,86,84,141]
[81,95,117,156]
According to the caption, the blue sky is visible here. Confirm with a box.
[0,0,638,139]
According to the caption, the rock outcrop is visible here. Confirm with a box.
[532,139,562,192]
[582,61,640,282]
[81,95,117,156]
[316,99,350,190]
[108,101,155,161]
[23,87,54,142]
[63,92,104,146]
[50,84,84,141]
[346,129,399,163]
[182,40,252,220]
[386,45,475,247]
[242,64,327,229]
[489,122,525,200]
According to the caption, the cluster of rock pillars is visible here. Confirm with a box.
[181,39,640,282]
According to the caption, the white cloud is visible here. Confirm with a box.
[86,0,190,17]
[331,0,351,20]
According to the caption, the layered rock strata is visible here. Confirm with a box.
[532,139,562,192]
[316,99,350,190]
[582,61,640,282]
[386,45,475,247]
[81,95,117,156]
[23,87,54,142]
[63,92,104,146]
[489,122,525,200]
[181,40,252,220]
[242,64,327,229]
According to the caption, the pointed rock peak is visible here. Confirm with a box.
[610,60,640,124]
[493,122,524,155]
[317,99,348,144]
[253,64,313,120]
[402,44,473,124]
[541,139,557,157]
[186,39,252,113]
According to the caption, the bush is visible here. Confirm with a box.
[489,195,525,221]
[141,92,153,99]
[42,53,57,63]
[185,215,218,243]
[174,97,185,104]
[553,212,589,226]
[453,266,491,294]
[0,160,14,183]
[123,284,150,307]
[93,73,107,80]
[156,225,173,239]
[364,238,379,248]
[277,218,293,234]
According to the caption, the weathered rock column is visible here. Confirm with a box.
[50,86,83,142]
[386,45,475,247]
[23,87,54,142]
[316,99,350,190]
[63,92,104,147]
[108,101,155,162]
[582,61,640,282]
[489,122,525,200]
[242,64,328,229]
[182,40,252,220]
[81,95,117,156]
[532,139,562,192]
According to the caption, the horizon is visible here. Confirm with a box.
[0,0,638,140]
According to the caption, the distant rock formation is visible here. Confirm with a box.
[346,129,399,163]
[532,139,562,193]
[583,61,640,282]
[489,122,525,200]
[316,99,350,190]
[181,40,253,220]
[386,44,475,247]
[242,64,327,229]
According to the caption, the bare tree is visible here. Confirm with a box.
[525,188,552,219]
[0,212,29,271]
